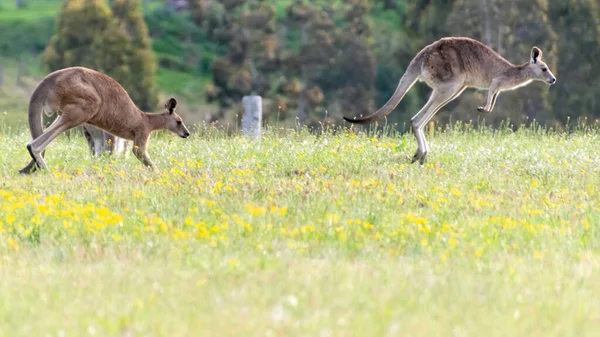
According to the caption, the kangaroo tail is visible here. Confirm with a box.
[18,71,61,174]
[343,59,421,125]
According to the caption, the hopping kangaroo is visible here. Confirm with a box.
[19,66,190,174]
[343,37,556,164]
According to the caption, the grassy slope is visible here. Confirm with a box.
[0,123,599,335]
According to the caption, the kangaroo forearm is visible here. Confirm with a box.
[477,80,500,113]
[142,153,154,168]
[485,91,499,111]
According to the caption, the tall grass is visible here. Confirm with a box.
[0,122,598,336]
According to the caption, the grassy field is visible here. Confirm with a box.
[0,120,599,336]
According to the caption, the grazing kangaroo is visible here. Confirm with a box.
[343,37,556,164]
[19,66,190,174]
[82,124,129,156]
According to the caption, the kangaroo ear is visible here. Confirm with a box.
[531,46,542,63]
[165,98,177,114]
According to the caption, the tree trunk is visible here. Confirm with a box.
[497,24,503,54]
[296,21,311,126]
[480,0,492,48]
[16,57,24,86]
[296,88,308,126]
[495,1,503,54]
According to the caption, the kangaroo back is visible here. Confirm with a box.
[344,59,421,124]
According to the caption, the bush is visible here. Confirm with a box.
[0,18,54,57]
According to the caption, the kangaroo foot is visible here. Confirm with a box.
[411,149,427,165]
[27,144,48,171]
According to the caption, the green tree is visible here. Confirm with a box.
[111,0,159,110]
[333,0,376,123]
[44,0,158,111]
[44,0,118,71]
[204,0,282,122]
[282,0,337,125]
[548,0,600,123]
[189,0,209,26]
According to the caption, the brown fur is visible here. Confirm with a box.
[343,37,556,164]
[19,67,190,174]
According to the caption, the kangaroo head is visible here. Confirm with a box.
[164,98,190,138]
[528,46,556,85]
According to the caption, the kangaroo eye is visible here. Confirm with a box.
[176,121,182,126]
[542,68,548,72]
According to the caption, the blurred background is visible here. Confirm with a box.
[0,0,596,131]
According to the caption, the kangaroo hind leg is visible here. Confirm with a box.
[27,107,91,171]
[26,116,73,170]
[410,83,465,165]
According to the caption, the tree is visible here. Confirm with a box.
[189,0,210,25]
[44,0,118,72]
[333,0,376,123]
[111,0,159,111]
[199,0,378,127]
[44,0,158,111]
[548,0,600,122]
[281,1,339,125]
[205,0,282,123]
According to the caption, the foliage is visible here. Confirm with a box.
[0,18,54,57]
[200,0,282,122]
[196,0,377,126]
[3,0,600,128]
[43,0,158,111]
[111,0,159,111]
[548,0,600,122]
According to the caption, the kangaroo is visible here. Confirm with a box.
[343,37,556,164]
[82,124,129,156]
[18,66,190,174]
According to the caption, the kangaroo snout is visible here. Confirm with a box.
[179,124,190,138]
[549,77,557,84]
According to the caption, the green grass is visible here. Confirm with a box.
[0,0,59,21]
[0,56,46,126]
[0,0,165,20]
[156,67,209,97]
[0,123,599,335]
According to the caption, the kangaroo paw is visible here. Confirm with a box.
[411,149,427,165]
[27,144,48,171]
[18,162,37,175]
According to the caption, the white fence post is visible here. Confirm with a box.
[242,95,262,139]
